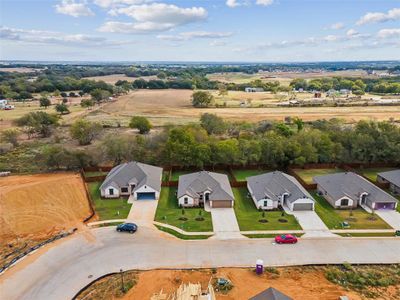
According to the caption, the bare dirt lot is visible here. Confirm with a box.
[0,67,40,73]
[120,268,366,300]
[86,89,400,126]
[0,173,91,243]
[84,74,158,84]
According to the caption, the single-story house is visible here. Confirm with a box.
[247,171,315,211]
[377,169,400,194]
[177,171,234,208]
[100,161,163,200]
[0,99,8,109]
[249,287,293,300]
[314,172,398,210]
[245,87,264,93]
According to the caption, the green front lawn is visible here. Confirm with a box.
[356,167,396,182]
[336,232,396,237]
[233,188,301,231]
[232,169,271,181]
[293,168,343,184]
[88,182,132,220]
[312,192,392,229]
[154,187,213,232]
[155,225,211,240]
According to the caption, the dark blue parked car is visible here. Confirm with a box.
[116,223,137,234]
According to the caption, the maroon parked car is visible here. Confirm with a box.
[275,234,298,244]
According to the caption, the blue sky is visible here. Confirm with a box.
[1,0,400,62]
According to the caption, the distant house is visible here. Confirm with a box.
[377,169,400,194]
[326,89,337,96]
[245,87,264,93]
[313,172,398,210]
[0,99,7,109]
[177,171,234,208]
[100,161,163,200]
[339,89,351,95]
[247,171,315,211]
[249,287,293,300]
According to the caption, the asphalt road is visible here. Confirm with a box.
[1,227,400,300]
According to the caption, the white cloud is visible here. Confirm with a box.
[55,0,94,17]
[357,8,400,25]
[0,26,128,47]
[93,0,149,8]
[324,35,339,42]
[226,0,241,8]
[157,31,233,41]
[256,0,273,6]
[377,28,400,39]
[99,3,207,33]
[210,40,227,47]
[329,22,344,30]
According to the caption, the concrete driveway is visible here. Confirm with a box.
[127,198,158,227]
[210,208,242,239]
[376,210,400,230]
[288,210,336,237]
[1,227,400,300]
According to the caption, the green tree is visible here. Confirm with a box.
[1,128,20,147]
[80,98,95,109]
[39,97,51,109]
[200,113,226,135]
[15,111,59,138]
[129,116,152,134]
[292,117,304,132]
[191,91,213,108]
[55,103,70,115]
[70,119,102,145]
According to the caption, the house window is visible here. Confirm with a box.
[200,194,203,200]
[121,187,128,193]
[109,188,114,196]
[263,200,269,207]
[341,199,349,206]
[184,197,188,205]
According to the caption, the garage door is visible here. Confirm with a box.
[375,202,395,210]
[211,200,232,208]
[137,192,156,200]
[292,203,313,211]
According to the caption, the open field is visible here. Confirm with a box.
[84,74,158,84]
[312,192,392,229]
[0,173,91,243]
[87,267,376,300]
[293,168,344,184]
[206,70,371,85]
[0,67,39,73]
[233,188,301,231]
[154,187,213,232]
[88,182,132,220]
[85,89,400,126]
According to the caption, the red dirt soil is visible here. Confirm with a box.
[122,268,364,300]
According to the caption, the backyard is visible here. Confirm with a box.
[170,169,232,181]
[312,192,392,229]
[231,169,271,181]
[293,168,344,184]
[355,167,396,182]
[88,182,132,220]
[154,187,213,232]
[233,188,301,231]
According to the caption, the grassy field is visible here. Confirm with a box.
[82,89,400,127]
[155,225,211,240]
[233,188,301,231]
[356,167,396,182]
[293,168,344,184]
[312,192,392,229]
[154,187,213,232]
[232,169,271,181]
[88,182,132,220]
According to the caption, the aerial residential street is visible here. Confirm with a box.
[1,226,400,300]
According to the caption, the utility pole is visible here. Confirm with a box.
[120,269,125,292]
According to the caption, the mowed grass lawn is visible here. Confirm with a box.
[233,188,301,231]
[232,169,271,181]
[154,187,213,232]
[293,168,344,184]
[356,167,396,182]
[312,192,391,229]
[88,182,132,220]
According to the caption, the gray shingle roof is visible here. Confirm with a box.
[313,172,397,204]
[100,162,162,193]
[249,287,293,300]
[177,171,234,201]
[247,171,313,204]
[378,169,400,187]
